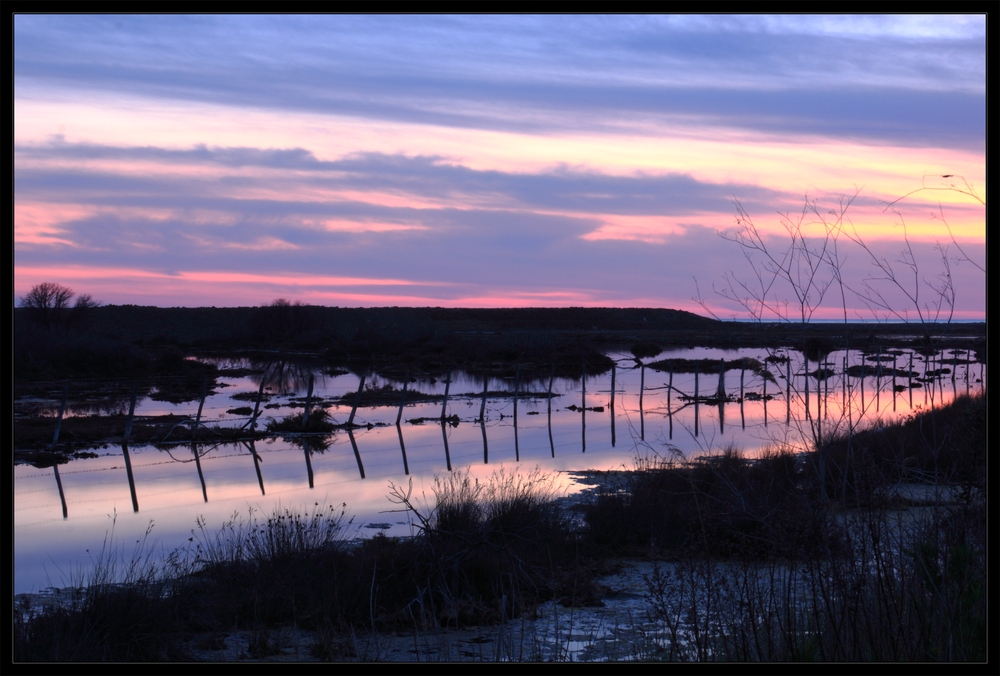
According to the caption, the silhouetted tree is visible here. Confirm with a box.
[18,283,101,330]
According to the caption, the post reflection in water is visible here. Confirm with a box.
[303,441,315,488]
[52,464,67,519]
[192,443,208,503]
[348,429,366,479]
[121,442,139,511]
[245,439,265,495]
[14,347,985,596]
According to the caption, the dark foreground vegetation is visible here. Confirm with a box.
[14,394,985,662]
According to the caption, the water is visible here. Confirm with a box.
[14,346,983,594]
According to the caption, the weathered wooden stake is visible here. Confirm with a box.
[512,368,519,427]
[301,374,314,427]
[694,363,700,438]
[548,364,555,457]
[124,380,138,442]
[247,439,265,495]
[348,373,366,426]
[610,363,616,409]
[440,419,452,471]
[192,380,208,440]
[668,369,673,440]
[479,373,489,422]
[481,414,489,465]
[397,372,409,426]
[581,364,586,453]
[250,378,265,432]
[786,358,791,425]
[397,423,410,475]
[441,371,451,420]
[740,368,745,430]
[639,361,645,440]
[804,355,810,421]
[763,371,768,427]
[909,353,914,408]
[876,347,881,412]
[52,386,68,447]
[892,355,897,412]
[610,362,616,447]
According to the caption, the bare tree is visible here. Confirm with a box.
[19,283,76,329]
[20,282,75,310]
[18,283,101,330]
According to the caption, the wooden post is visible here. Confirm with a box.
[192,379,208,440]
[763,368,768,427]
[513,368,521,461]
[250,378,265,432]
[786,357,791,425]
[875,348,881,412]
[610,362,616,410]
[512,368,519,428]
[740,368,745,430]
[610,362,616,447]
[480,373,489,423]
[718,359,725,434]
[694,363,699,438]
[397,372,409,426]
[481,413,489,464]
[892,355,897,412]
[397,423,410,475]
[639,361,645,441]
[843,355,848,412]
[348,373,366,426]
[441,371,451,421]
[824,360,829,420]
[804,355,810,421]
[441,419,452,471]
[52,386,68,447]
[548,364,555,457]
[246,439,265,495]
[581,364,586,453]
[668,369,673,439]
[124,380,138,442]
[301,374,314,427]
[861,360,865,411]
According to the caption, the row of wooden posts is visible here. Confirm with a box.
[42,353,982,519]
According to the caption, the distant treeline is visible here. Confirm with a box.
[13,304,985,382]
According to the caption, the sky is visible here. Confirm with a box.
[13,15,987,320]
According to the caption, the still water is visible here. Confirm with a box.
[14,347,983,594]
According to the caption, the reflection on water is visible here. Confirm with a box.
[14,347,984,594]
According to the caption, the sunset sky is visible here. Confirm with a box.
[14,15,986,319]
